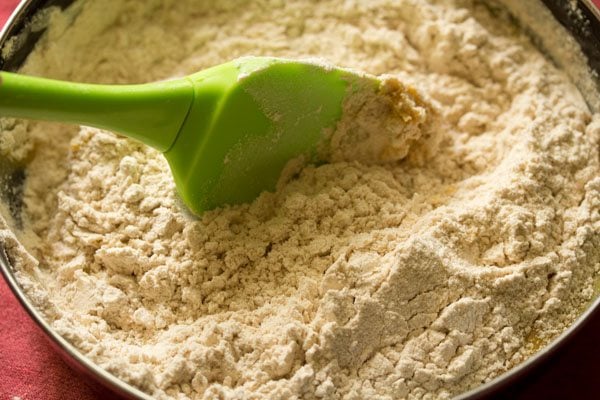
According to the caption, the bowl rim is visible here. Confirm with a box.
[1,1,599,399]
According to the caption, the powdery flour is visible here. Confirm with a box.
[1,0,599,399]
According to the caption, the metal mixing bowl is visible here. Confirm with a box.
[1,1,599,399]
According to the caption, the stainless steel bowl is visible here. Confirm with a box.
[1,1,599,399]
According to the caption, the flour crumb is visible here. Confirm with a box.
[327,75,436,164]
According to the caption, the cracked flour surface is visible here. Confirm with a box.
[1,0,599,399]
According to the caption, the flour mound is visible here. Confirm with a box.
[328,75,436,164]
[2,0,599,399]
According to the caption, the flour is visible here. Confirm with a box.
[328,75,434,164]
[1,0,600,399]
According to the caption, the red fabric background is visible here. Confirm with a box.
[1,1,599,400]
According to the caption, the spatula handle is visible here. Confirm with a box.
[0,71,194,152]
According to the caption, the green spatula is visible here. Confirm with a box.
[0,57,382,215]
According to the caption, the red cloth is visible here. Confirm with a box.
[1,2,599,400]
[0,1,18,27]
